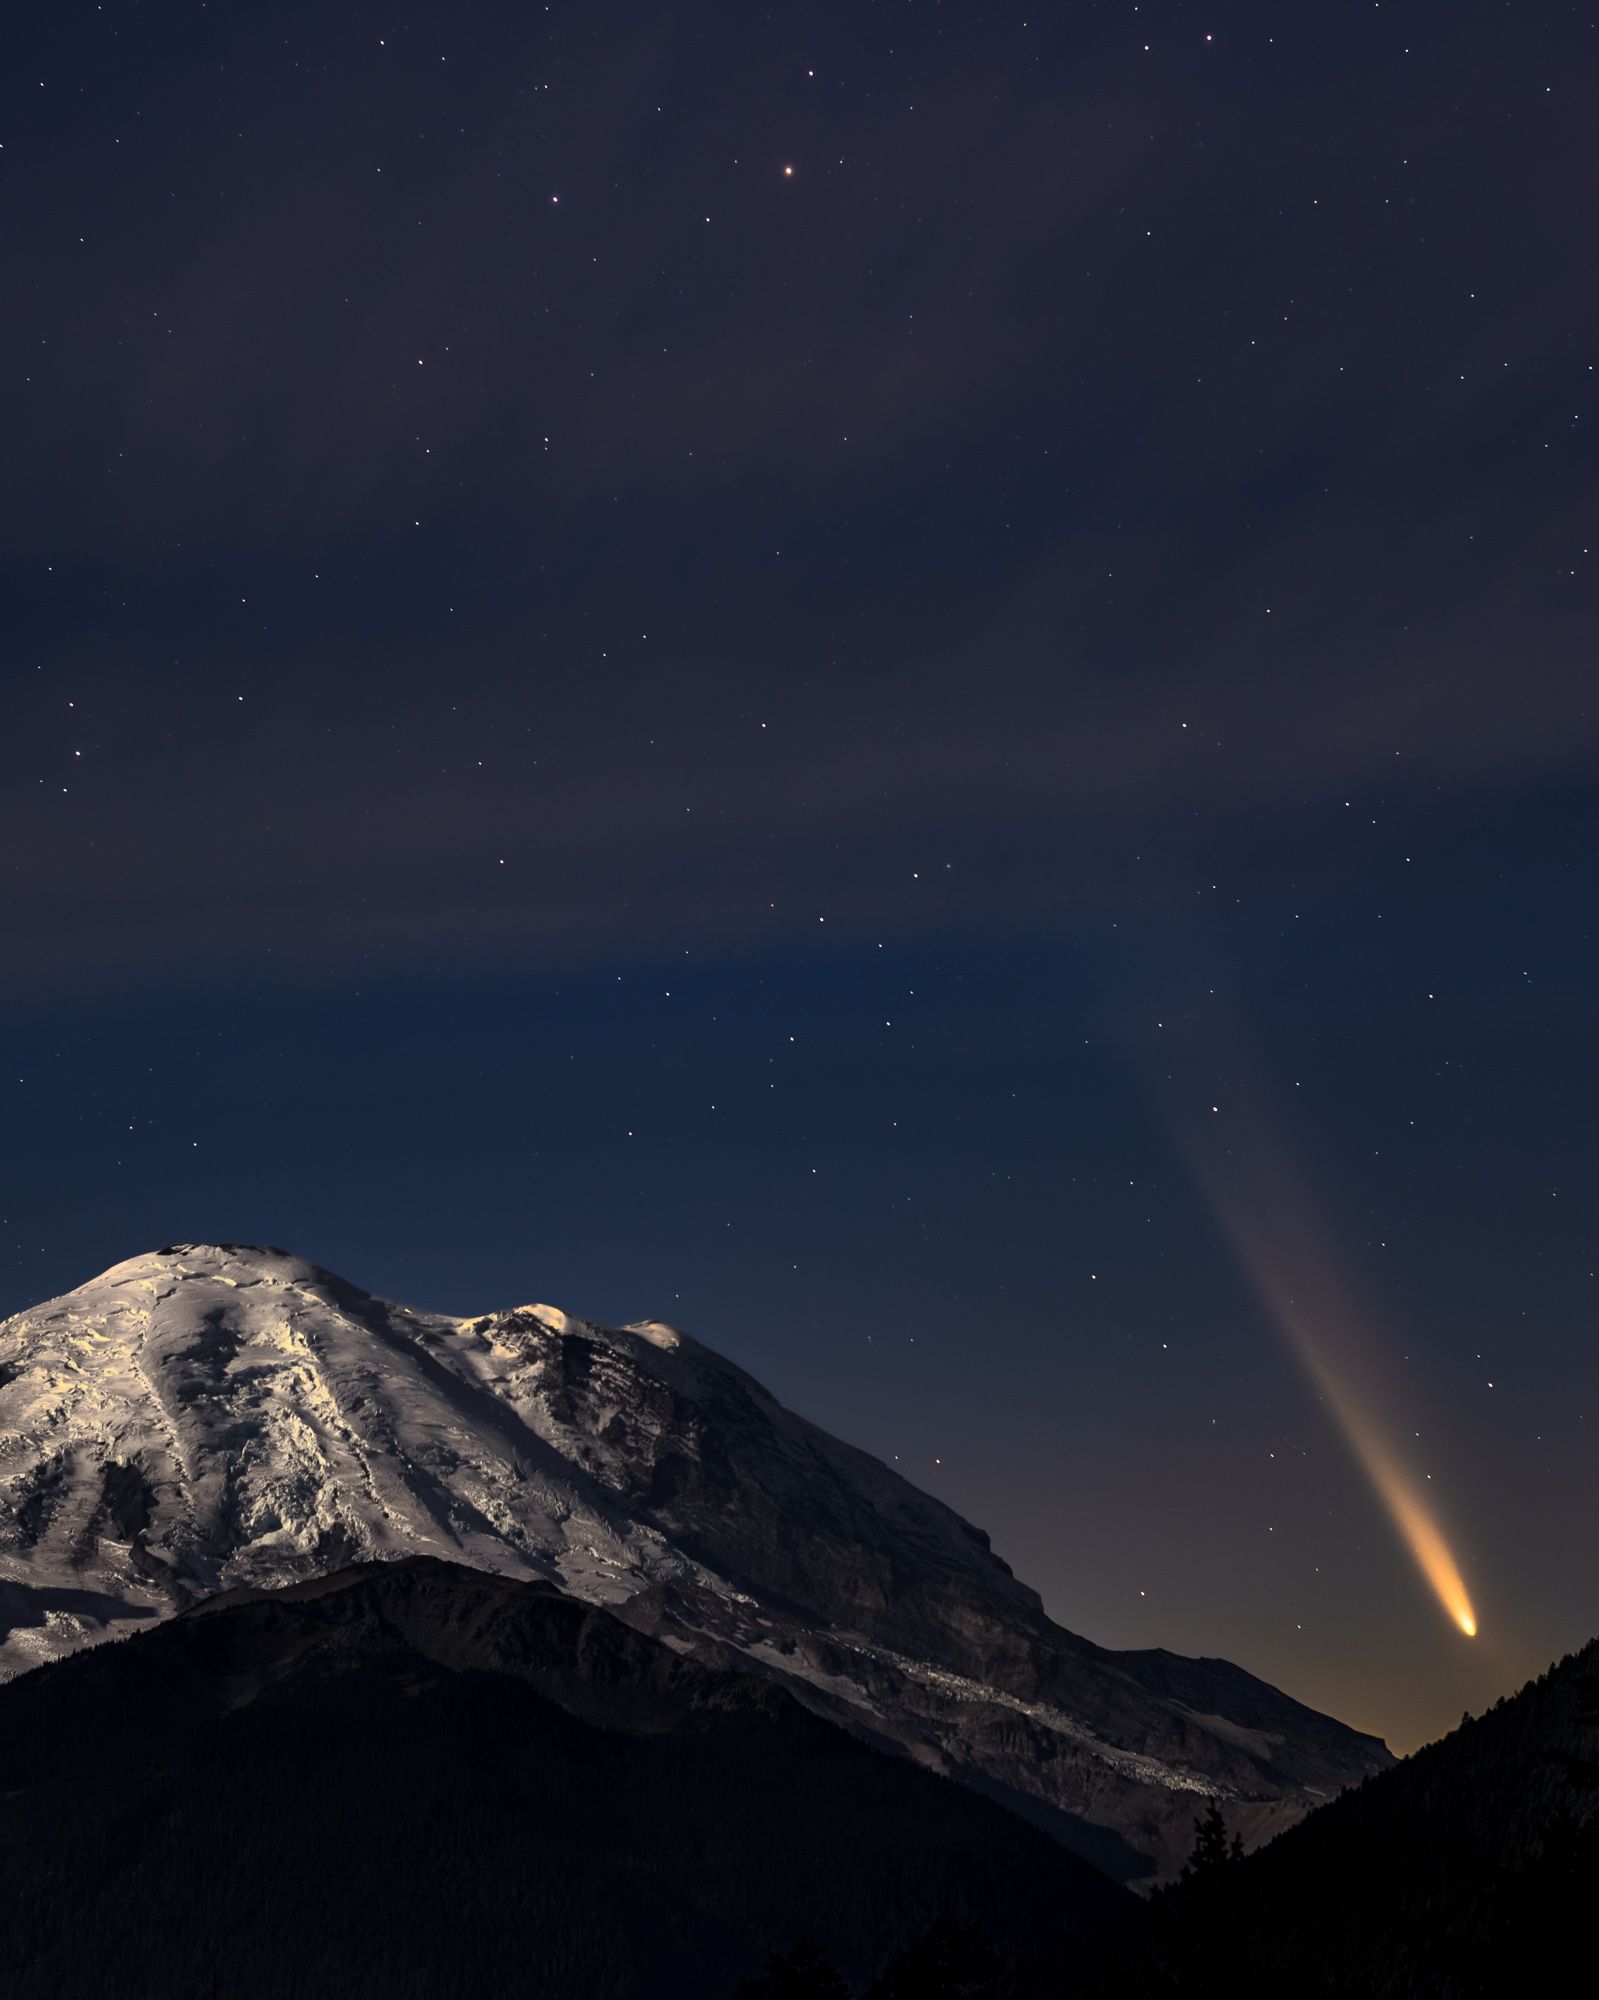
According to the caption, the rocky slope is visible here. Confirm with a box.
[0,1242,1392,1880]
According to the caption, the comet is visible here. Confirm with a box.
[1183,1103,1478,1640]
[1236,1253,1480,1639]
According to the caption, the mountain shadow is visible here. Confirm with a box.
[0,1557,1132,2000]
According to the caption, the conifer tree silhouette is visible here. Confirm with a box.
[737,1941,852,2000]
[1178,1800,1242,1884]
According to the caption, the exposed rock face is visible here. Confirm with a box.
[0,1242,1391,1881]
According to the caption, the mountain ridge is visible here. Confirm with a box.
[0,1554,1133,1998]
[0,1240,1392,1881]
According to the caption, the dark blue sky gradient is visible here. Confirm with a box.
[3,1,1595,1749]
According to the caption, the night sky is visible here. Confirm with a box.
[5,2,1596,1754]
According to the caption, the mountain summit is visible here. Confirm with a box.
[0,1241,1390,1880]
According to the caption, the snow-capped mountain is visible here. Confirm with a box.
[0,1242,1390,1881]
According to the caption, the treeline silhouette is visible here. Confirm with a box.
[736,1640,1599,1998]
[738,1919,1015,1998]
[1066,1638,1599,1997]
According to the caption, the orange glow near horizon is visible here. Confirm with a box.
[1192,1121,1478,1641]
